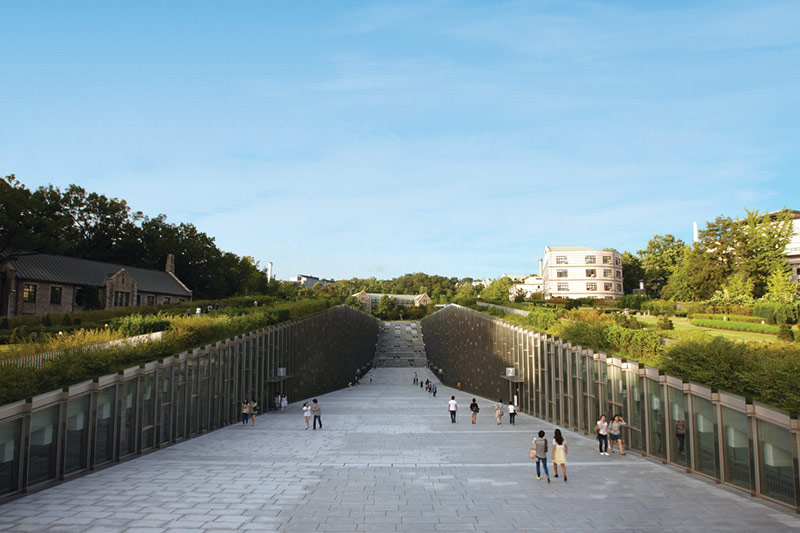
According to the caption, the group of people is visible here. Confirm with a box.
[445,397,519,425]
[531,429,568,482]
[414,374,438,396]
[301,399,322,429]
[273,393,288,413]
[595,414,627,455]
[240,399,258,426]
[188,303,220,316]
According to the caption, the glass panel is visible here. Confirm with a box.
[0,419,21,495]
[28,406,59,485]
[692,396,717,478]
[188,358,198,435]
[757,420,795,504]
[141,373,155,450]
[119,379,137,456]
[175,362,186,439]
[721,407,750,490]
[668,387,688,467]
[629,374,644,451]
[64,395,90,474]
[95,387,115,463]
[159,369,172,444]
[647,379,665,459]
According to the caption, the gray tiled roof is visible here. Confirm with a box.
[8,253,192,297]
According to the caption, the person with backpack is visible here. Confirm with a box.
[470,398,479,424]
[531,430,551,482]
[494,399,504,425]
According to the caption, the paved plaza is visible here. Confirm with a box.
[1,367,798,532]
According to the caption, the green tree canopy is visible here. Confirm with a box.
[637,234,688,297]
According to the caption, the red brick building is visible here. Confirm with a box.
[0,253,192,317]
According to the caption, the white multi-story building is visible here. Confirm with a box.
[542,246,623,299]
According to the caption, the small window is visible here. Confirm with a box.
[585,256,596,264]
[146,295,155,306]
[617,283,622,292]
[586,269,596,278]
[604,282,613,291]
[75,288,84,307]
[615,257,621,266]
[50,287,62,305]
[616,270,622,279]
[164,297,171,304]
[586,282,597,291]
[556,256,568,265]
[603,269,612,278]
[602,256,612,265]
[557,269,568,278]
[557,282,569,291]
[136,294,141,306]
[23,284,37,303]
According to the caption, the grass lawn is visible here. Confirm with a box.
[638,315,781,344]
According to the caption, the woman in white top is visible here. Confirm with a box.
[302,402,311,430]
[552,428,568,482]
[280,394,288,413]
[507,401,517,425]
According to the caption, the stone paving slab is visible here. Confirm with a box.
[0,367,798,532]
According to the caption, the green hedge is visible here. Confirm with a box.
[642,300,677,316]
[690,319,780,334]
[753,302,799,325]
[0,298,335,406]
[690,314,768,324]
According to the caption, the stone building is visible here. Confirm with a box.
[353,291,432,313]
[0,253,192,317]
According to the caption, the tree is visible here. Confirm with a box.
[621,252,645,294]
[762,268,799,304]
[662,244,727,301]
[480,277,514,301]
[374,295,397,319]
[732,209,795,297]
[637,234,688,297]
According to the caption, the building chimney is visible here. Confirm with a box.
[165,254,175,275]
[693,221,699,243]
[267,261,273,280]
[538,258,543,276]
[639,280,645,290]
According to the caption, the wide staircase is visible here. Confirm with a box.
[373,320,428,367]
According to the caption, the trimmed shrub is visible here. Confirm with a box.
[657,316,674,330]
[111,314,171,336]
[620,294,650,311]
[0,318,8,330]
[690,314,766,324]
[60,314,73,326]
[642,300,677,316]
[41,314,52,326]
[778,324,794,342]
[754,302,798,324]
[690,319,779,334]
[526,308,560,331]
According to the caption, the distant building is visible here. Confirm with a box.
[502,273,528,283]
[287,274,335,289]
[353,291,432,313]
[542,246,623,299]
[509,275,543,300]
[0,253,192,317]
[771,210,800,285]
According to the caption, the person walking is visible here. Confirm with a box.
[675,419,686,454]
[552,428,568,481]
[302,402,311,430]
[448,396,458,423]
[609,415,626,455]
[494,399,504,425]
[274,393,281,412]
[532,430,551,483]
[311,399,322,430]
[280,394,288,413]
[432,385,437,397]
[596,414,609,455]
[470,398,479,424]
[249,399,258,426]
[241,400,250,426]
[508,401,517,425]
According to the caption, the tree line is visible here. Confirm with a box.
[1,175,274,300]
[623,209,797,304]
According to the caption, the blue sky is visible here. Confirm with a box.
[2,1,799,280]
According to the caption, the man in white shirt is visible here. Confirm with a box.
[448,396,458,423]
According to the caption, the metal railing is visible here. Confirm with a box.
[421,304,800,512]
[0,305,378,499]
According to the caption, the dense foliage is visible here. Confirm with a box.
[0,298,333,405]
[1,175,275,299]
